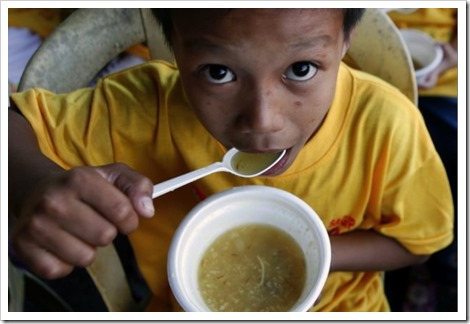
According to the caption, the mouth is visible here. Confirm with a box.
[259,147,291,176]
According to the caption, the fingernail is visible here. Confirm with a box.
[141,196,155,217]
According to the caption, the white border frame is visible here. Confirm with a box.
[2,1,466,321]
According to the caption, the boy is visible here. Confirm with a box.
[9,9,453,312]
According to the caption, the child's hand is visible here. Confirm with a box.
[9,163,154,279]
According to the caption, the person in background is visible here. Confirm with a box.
[385,8,458,312]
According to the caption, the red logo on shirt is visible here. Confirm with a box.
[328,215,355,235]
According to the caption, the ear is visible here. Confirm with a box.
[341,41,350,59]
[340,27,357,58]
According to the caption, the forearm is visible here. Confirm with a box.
[8,108,63,215]
[329,229,429,272]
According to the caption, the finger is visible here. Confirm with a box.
[418,80,434,89]
[418,73,438,89]
[18,215,97,268]
[11,234,76,280]
[50,198,118,246]
[79,175,140,234]
[57,167,140,234]
[96,164,155,218]
[20,248,74,280]
[26,170,123,242]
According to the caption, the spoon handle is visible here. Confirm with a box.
[152,162,227,199]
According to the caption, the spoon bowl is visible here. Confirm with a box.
[152,148,286,199]
[223,149,286,177]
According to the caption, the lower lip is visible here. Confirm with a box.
[261,148,291,176]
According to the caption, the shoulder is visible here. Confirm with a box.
[95,60,185,108]
[338,64,435,161]
[98,60,180,91]
[343,64,413,106]
[340,64,421,127]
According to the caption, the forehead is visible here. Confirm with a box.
[171,9,345,46]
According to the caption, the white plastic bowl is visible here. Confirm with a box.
[400,29,443,83]
[167,185,331,312]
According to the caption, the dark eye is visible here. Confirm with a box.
[201,64,236,84]
[284,62,318,81]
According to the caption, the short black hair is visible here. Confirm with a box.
[151,9,366,47]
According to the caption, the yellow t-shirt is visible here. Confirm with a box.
[11,61,454,312]
[388,8,458,97]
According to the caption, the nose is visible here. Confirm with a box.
[236,82,285,134]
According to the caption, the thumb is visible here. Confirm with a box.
[95,163,155,218]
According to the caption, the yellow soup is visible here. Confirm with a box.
[198,224,306,312]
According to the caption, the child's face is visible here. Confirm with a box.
[171,9,350,175]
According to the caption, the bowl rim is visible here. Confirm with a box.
[167,185,331,312]
[399,28,444,78]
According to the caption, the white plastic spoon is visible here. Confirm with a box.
[152,148,286,199]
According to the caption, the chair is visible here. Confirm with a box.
[10,8,417,313]
[12,8,170,312]
[18,8,172,93]
[345,8,417,104]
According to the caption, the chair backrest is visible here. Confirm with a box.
[12,8,417,313]
[18,8,172,93]
[345,8,417,104]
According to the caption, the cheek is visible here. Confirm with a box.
[189,96,232,138]
[192,99,218,124]
[292,100,317,126]
[204,99,213,107]
[306,72,339,114]
[291,85,335,132]
[178,72,237,140]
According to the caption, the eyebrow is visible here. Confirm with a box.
[289,35,334,51]
[183,34,334,53]
[183,37,226,52]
